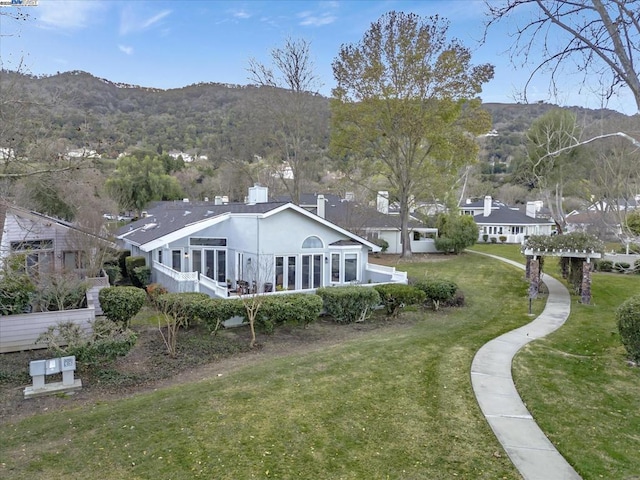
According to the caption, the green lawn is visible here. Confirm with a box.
[1,251,637,479]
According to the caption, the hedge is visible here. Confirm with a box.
[256,294,323,332]
[125,256,146,286]
[373,284,426,317]
[316,286,381,324]
[413,278,458,310]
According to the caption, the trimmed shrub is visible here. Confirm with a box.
[154,292,211,323]
[616,295,640,363]
[316,286,381,324]
[103,263,121,285]
[374,284,426,317]
[132,266,152,288]
[99,286,146,328]
[125,256,146,286]
[371,238,389,253]
[118,250,131,278]
[482,234,489,243]
[635,260,640,274]
[146,283,168,305]
[413,278,458,310]
[499,235,507,243]
[490,237,498,244]
[257,294,323,332]
[597,260,613,272]
[36,318,137,368]
[195,297,243,333]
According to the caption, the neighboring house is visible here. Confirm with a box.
[276,192,439,254]
[565,210,622,240]
[0,202,113,277]
[116,186,407,298]
[461,196,555,243]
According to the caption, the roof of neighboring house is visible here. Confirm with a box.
[116,200,381,252]
[473,206,555,226]
[276,193,428,231]
[565,211,621,226]
[0,201,115,246]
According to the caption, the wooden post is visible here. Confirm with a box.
[525,256,531,279]
[581,260,592,305]
[529,257,539,299]
[560,257,569,279]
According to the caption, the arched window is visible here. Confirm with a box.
[302,236,323,248]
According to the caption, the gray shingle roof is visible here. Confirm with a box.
[474,206,555,226]
[117,201,287,246]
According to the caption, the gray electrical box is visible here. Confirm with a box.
[61,356,76,372]
[45,358,61,375]
[29,360,46,377]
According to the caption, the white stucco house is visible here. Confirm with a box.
[461,196,555,244]
[276,192,439,254]
[116,186,407,298]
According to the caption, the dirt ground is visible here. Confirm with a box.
[0,314,418,426]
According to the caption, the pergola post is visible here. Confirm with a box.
[525,256,531,279]
[581,260,592,305]
[529,257,540,299]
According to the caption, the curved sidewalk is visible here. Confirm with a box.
[469,252,581,480]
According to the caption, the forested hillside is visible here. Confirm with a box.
[1,69,638,220]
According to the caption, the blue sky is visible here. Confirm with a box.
[0,0,634,114]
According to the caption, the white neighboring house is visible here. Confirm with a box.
[116,186,407,298]
[276,192,439,254]
[461,196,555,244]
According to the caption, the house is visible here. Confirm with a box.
[116,186,407,298]
[275,192,439,254]
[565,210,622,240]
[0,202,114,277]
[461,196,555,243]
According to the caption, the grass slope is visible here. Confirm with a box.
[1,250,637,479]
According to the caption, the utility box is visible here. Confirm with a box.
[24,355,81,399]
[45,358,61,375]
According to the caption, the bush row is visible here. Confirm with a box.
[594,259,640,274]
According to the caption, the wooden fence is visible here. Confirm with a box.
[0,306,95,354]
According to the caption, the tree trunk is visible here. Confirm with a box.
[399,192,412,258]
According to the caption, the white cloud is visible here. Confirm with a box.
[120,6,172,35]
[232,9,251,19]
[38,0,105,30]
[298,11,337,27]
[118,44,134,55]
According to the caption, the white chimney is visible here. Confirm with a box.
[248,184,268,204]
[377,191,389,214]
[317,194,326,219]
[483,196,492,217]
[525,201,537,218]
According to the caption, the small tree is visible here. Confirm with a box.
[238,255,274,348]
[435,214,478,254]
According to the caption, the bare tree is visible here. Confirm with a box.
[485,0,640,111]
[247,37,327,204]
[237,254,274,348]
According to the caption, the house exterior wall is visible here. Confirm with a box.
[378,230,439,254]
[476,223,554,244]
[0,212,78,270]
[141,209,374,297]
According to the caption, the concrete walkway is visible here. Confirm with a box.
[470,252,582,480]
